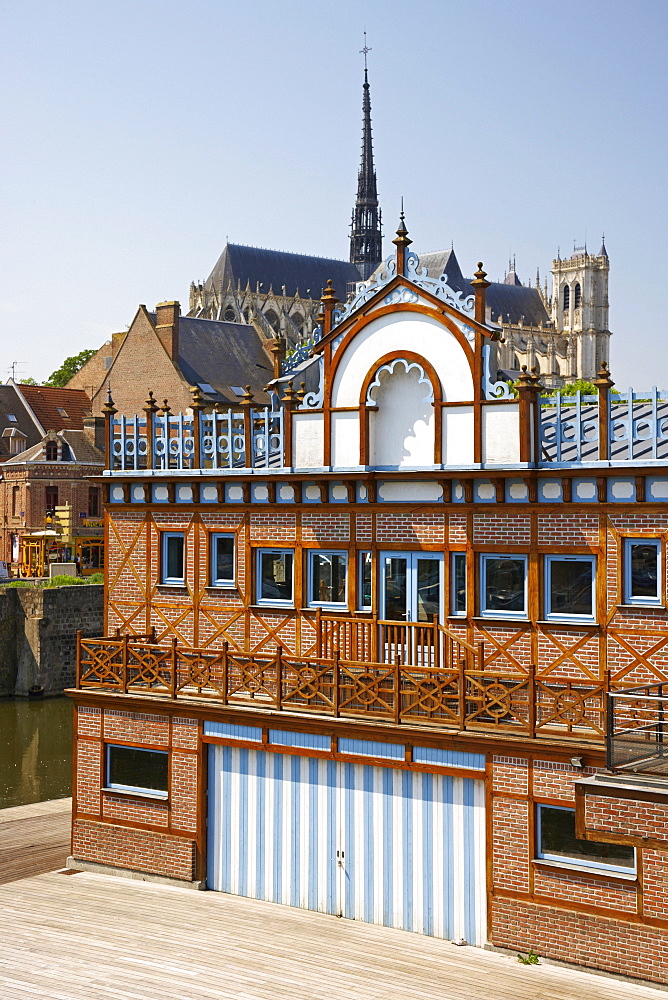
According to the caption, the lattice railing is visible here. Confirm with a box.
[76,632,609,740]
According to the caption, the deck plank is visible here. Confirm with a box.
[0,799,71,885]
[0,871,662,999]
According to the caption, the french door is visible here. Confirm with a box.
[381,551,442,622]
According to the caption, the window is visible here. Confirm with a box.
[56,407,69,418]
[211,533,235,587]
[161,532,184,585]
[451,552,467,616]
[624,539,661,605]
[563,284,570,311]
[480,555,527,618]
[574,282,581,308]
[358,551,372,610]
[257,549,294,605]
[7,414,17,422]
[106,745,168,797]
[545,555,596,621]
[308,550,348,607]
[60,442,72,461]
[11,485,19,518]
[537,805,635,873]
[45,441,58,461]
[45,485,58,513]
[88,487,100,518]
[224,308,236,322]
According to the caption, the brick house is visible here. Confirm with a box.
[69,221,668,985]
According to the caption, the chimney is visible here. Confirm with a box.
[111,331,128,357]
[155,301,180,359]
[83,415,106,452]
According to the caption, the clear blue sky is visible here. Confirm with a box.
[1,0,666,388]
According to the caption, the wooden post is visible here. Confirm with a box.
[221,641,229,706]
[142,391,158,471]
[593,361,615,462]
[75,630,82,687]
[516,367,541,465]
[333,647,340,718]
[470,262,491,325]
[122,632,129,694]
[394,654,401,725]
[458,654,466,729]
[170,636,178,700]
[528,664,536,738]
[276,644,283,711]
[281,381,297,468]
[372,612,378,663]
[190,384,205,470]
[102,385,117,472]
[432,613,440,669]
[270,337,286,380]
[477,640,485,673]
[315,607,322,656]
[239,386,254,468]
[392,208,412,276]
[320,280,339,339]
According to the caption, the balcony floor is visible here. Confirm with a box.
[0,870,661,999]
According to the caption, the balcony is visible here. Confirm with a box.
[607,684,668,775]
[75,619,608,742]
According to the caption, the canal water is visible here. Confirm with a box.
[0,697,73,809]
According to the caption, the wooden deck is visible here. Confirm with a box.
[0,870,661,999]
[0,797,71,885]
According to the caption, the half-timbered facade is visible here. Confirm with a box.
[69,220,668,985]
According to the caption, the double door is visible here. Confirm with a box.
[207,744,486,943]
[381,552,442,622]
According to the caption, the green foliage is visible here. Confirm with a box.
[517,948,540,965]
[87,572,104,585]
[551,379,598,396]
[4,574,103,589]
[20,377,40,385]
[45,349,96,388]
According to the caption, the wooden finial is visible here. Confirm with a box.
[471,262,491,324]
[160,399,171,416]
[281,381,298,409]
[321,280,339,337]
[143,390,158,414]
[102,384,117,416]
[593,361,615,390]
[392,204,412,275]
[530,367,544,392]
[190,384,205,410]
[296,381,307,406]
[517,366,534,389]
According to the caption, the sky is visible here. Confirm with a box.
[1,0,666,388]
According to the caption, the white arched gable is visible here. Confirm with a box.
[366,358,434,405]
[331,312,473,408]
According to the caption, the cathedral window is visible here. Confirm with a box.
[574,283,581,309]
[563,285,570,311]
[224,308,236,322]
[264,310,280,333]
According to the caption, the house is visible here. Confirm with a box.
[0,383,105,574]
[67,220,667,985]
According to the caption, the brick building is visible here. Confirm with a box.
[0,384,106,575]
[69,223,668,986]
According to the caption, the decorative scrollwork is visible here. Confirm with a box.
[365,358,434,405]
[483,343,513,400]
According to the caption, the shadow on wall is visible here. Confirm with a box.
[368,362,435,467]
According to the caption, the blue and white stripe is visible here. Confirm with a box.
[208,745,486,944]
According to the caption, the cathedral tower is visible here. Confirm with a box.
[551,239,611,380]
[349,46,382,280]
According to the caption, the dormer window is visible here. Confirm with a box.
[45,441,58,461]
[574,283,581,309]
[563,285,570,311]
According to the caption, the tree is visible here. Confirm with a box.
[45,349,96,388]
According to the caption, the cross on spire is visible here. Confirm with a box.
[360,31,371,70]
[349,37,382,280]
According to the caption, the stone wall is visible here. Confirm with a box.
[0,584,103,697]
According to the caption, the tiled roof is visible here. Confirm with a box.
[0,385,42,463]
[4,429,104,467]
[17,385,92,433]
[204,244,362,301]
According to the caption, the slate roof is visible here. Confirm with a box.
[203,244,362,301]
[417,248,551,327]
[0,385,42,463]
[147,314,275,406]
[4,429,104,467]
[17,384,92,433]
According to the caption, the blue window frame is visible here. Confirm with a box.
[544,555,596,622]
[358,551,372,611]
[624,538,661,606]
[257,549,294,606]
[210,533,235,587]
[161,532,184,585]
[537,804,635,874]
[106,745,168,797]
[480,554,527,619]
[451,552,467,616]
[308,550,348,608]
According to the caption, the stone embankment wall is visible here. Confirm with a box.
[0,585,103,697]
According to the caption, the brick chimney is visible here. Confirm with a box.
[155,301,180,359]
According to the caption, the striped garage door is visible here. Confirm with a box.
[207,745,486,944]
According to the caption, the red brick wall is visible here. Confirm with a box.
[72,819,195,881]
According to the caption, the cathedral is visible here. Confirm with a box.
[188,62,611,387]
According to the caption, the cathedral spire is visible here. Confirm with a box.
[349,36,382,280]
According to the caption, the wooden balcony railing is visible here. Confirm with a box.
[75,631,608,741]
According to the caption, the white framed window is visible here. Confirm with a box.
[308,550,348,608]
[358,551,372,611]
[480,554,528,619]
[624,538,661,606]
[536,804,635,874]
[257,549,294,606]
[161,532,184,585]
[210,533,235,587]
[544,555,596,622]
[106,745,168,798]
[451,552,466,616]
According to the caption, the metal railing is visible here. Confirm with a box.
[607,684,668,774]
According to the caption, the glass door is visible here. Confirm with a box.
[381,552,442,622]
